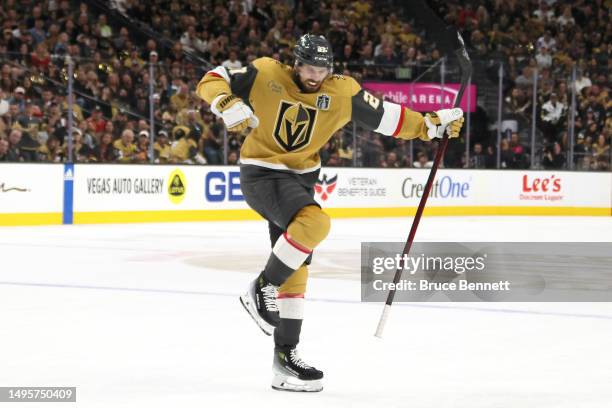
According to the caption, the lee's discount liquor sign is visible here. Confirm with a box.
[362,82,477,112]
[520,174,564,202]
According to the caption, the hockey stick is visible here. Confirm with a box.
[374,1,472,338]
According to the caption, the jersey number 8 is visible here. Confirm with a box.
[362,91,381,109]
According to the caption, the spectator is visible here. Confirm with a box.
[574,69,592,94]
[153,130,171,163]
[170,83,190,113]
[202,125,223,164]
[534,4,555,23]
[8,87,26,112]
[30,42,51,70]
[87,106,107,135]
[134,131,151,163]
[92,132,117,163]
[573,133,589,167]
[222,50,243,70]
[114,129,138,163]
[18,131,41,162]
[171,127,206,164]
[535,47,552,69]
[540,93,566,142]
[38,136,64,162]
[98,14,112,38]
[507,88,532,119]
[227,150,239,165]
[509,132,529,168]
[6,129,23,162]
[375,45,399,79]
[413,151,432,168]
[382,151,400,168]
[0,138,9,161]
[65,129,94,163]
[469,143,486,169]
[557,5,575,27]
[499,138,515,169]
[592,134,610,166]
[542,142,566,169]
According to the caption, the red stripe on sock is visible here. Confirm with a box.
[283,232,312,254]
[392,106,405,137]
[277,293,305,299]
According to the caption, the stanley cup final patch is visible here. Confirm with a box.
[316,94,330,110]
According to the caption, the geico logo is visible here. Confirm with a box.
[522,174,561,193]
[402,175,470,199]
[205,171,243,202]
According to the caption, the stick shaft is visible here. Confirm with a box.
[374,46,472,337]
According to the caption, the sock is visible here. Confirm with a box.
[264,232,311,286]
[274,293,304,347]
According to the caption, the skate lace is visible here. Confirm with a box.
[289,349,312,370]
[261,284,279,312]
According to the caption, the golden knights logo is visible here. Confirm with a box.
[314,174,337,201]
[273,101,317,152]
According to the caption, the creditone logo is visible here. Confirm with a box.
[402,175,470,199]
[273,100,317,152]
[0,182,29,193]
[520,174,563,202]
[168,169,186,204]
[314,174,337,201]
[205,171,244,202]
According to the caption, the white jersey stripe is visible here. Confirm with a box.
[210,66,231,83]
[374,101,402,136]
[239,158,321,174]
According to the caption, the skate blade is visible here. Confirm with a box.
[239,293,274,336]
[271,374,323,392]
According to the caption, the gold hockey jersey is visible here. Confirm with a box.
[197,57,429,173]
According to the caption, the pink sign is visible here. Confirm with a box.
[363,82,477,112]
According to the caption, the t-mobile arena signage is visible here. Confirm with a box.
[363,82,477,112]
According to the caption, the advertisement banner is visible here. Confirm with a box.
[314,168,476,208]
[362,82,477,112]
[73,165,252,212]
[0,164,64,225]
[314,168,611,216]
[1,164,610,225]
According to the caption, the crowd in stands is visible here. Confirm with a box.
[0,0,609,171]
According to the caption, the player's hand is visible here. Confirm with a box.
[211,94,259,132]
[424,108,464,139]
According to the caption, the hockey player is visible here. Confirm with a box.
[196,34,464,392]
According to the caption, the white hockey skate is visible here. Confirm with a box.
[271,346,324,392]
[239,273,279,336]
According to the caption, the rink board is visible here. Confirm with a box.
[0,164,610,225]
[0,164,64,225]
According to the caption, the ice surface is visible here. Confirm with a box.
[1,216,612,407]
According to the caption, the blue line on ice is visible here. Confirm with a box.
[2,280,611,321]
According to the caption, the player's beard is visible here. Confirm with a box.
[293,72,323,93]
